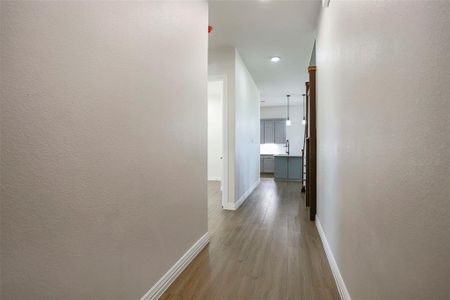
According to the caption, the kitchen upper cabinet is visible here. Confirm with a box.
[260,120,264,143]
[260,119,286,144]
[264,120,275,144]
[274,120,286,144]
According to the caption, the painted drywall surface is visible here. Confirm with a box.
[208,47,260,205]
[207,81,223,181]
[0,2,208,299]
[309,41,316,66]
[208,47,236,206]
[234,50,260,202]
[260,105,304,156]
[316,1,450,299]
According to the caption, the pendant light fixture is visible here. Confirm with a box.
[286,94,291,126]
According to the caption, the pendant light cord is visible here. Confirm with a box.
[287,94,290,120]
[303,93,306,119]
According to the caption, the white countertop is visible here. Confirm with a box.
[274,154,302,158]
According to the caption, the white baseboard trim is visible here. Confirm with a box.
[208,177,221,181]
[140,232,209,300]
[316,216,351,300]
[223,179,260,211]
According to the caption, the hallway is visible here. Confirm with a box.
[161,179,339,300]
[2,2,450,299]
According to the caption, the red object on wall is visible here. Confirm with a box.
[208,25,213,33]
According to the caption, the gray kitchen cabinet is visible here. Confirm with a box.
[274,155,302,181]
[274,119,286,144]
[264,120,274,144]
[260,119,286,144]
[260,120,265,143]
[274,156,288,179]
[260,155,275,173]
[287,157,302,180]
[263,156,275,173]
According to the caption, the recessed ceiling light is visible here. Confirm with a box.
[270,56,281,62]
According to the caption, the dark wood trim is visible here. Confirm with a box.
[308,66,317,221]
[301,148,305,193]
[305,82,310,206]
[305,137,310,206]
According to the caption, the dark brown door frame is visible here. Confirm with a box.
[305,82,310,206]
[308,66,317,221]
[303,67,317,221]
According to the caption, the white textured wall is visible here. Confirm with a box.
[0,2,208,299]
[260,105,304,156]
[207,81,223,181]
[209,47,236,205]
[208,47,260,206]
[316,1,450,299]
[234,51,260,202]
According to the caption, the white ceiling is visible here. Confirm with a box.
[208,0,320,107]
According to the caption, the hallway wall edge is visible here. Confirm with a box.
[316,216,351,300]
[140,232,210,300]
[223,179,260,211]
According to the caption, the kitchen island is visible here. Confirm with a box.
[274,154,302,181]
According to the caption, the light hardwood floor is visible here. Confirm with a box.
[161,177,340,300]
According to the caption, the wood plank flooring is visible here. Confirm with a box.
[161,178,340,300]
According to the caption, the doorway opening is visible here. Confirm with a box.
[207,78,228,209]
